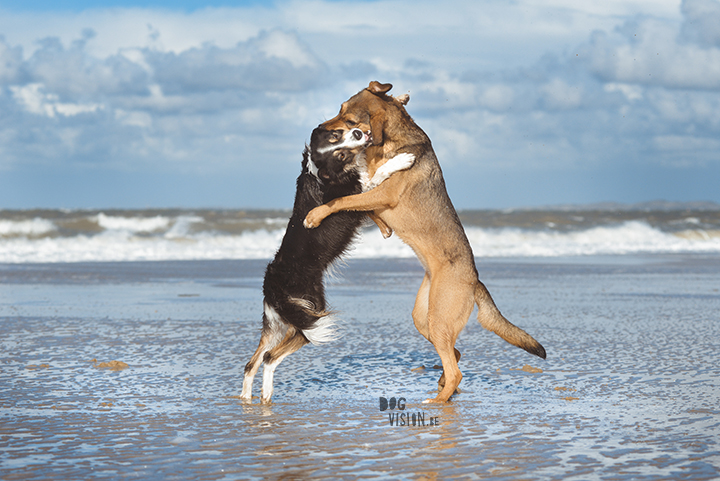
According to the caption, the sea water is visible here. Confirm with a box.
[2,204,720,263]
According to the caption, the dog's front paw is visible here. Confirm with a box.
[367,152,417,189]
[393,152,416,170]
[304,206,329,229]
[376,224,393,239]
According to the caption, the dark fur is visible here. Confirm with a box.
[240,127,369,403]
[262,130,366,332]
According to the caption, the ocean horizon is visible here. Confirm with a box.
[2,201,720,263]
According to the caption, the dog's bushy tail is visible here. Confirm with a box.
[285,297,341,345]
[474,282,546,359]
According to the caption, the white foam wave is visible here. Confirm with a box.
[347,220,720,258]
[471,221,720,257]
[0,218,57,237]
[164,215,204,238]
[0,230,284,263]
[96,213,171,233]
[1,220,719,263]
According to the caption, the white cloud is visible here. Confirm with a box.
[10,83,103,117]
[1,0,720,209]
[540,78,584,110]
[681,0,720,46]
[115,109,152,128]
[255,29,318,68]
[582,15,720,90]
[0,7,267,58]
[604,82,644,101]
[0,37,23,82]
[653,134,720,151]
[478,84,515,112]
[146,30,327,95]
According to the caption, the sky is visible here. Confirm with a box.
[0,0,719,210]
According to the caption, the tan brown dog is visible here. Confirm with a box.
[304,81,546,403]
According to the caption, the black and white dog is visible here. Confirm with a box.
[241,127,413,403]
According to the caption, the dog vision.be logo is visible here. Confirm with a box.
[379,397,439,427]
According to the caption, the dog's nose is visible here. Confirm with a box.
[352,129,363,140]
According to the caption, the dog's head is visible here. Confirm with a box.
[307,127,371,184]
[319,81,410,147]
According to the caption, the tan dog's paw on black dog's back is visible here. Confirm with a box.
[305,81,546,404]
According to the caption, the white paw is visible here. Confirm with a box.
[392,152,415,170]
[367,152,416,189]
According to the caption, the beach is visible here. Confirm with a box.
[1,255,719,479]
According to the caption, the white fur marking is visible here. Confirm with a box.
[241,374,255,400]
[364,153,416,191]
[316,128,368,154]
[302,314,340,345]
[240,302,288,401]
[261,360,279,403]
[306,148,321,181]
[264,302,289,348]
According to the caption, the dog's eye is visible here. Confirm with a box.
[345,119,357,128]
[330,131,341,142]
[337,152,347,161]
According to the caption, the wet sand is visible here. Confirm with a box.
[1,255,719,480]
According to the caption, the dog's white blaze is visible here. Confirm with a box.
[363,152,416,191]
[316,128,368,154]
[302,314,340,345]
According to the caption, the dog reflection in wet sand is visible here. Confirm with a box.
[241,122,415,404]
[304,81,546,404]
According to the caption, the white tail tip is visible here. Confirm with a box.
[302,315,341,345]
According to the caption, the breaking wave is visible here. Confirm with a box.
[1,208,719,263]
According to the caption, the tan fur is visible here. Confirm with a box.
[304,81,546,403]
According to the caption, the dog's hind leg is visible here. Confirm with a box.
[261,329,309,404]
[423,274,475,404]
[412,273,431,341]
[241,341,271,402]
[412,274,462,392]
[240,302,288,402]
[437,349,462,390]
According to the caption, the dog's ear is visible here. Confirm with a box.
[367,82,392,144]
[368,81,392,95]
[394,93,410,105]
[370,108,385,145]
